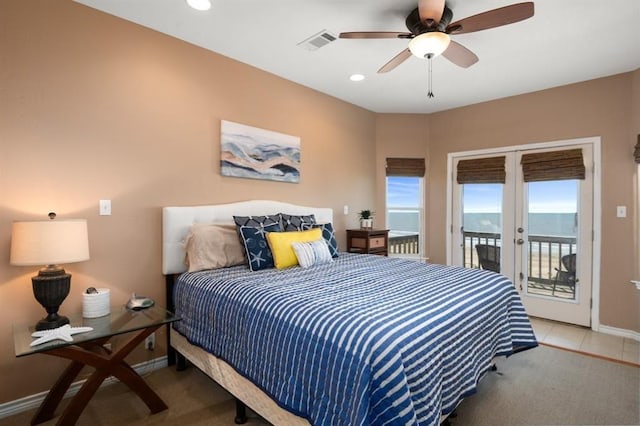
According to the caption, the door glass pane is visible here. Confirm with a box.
[526,180,578,300]
[462,184,502,270]
[386,176,422,257]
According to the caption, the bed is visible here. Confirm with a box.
[162,200,537,426]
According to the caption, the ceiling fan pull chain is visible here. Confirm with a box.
[427,54,435,98]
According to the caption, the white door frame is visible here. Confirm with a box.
[514,144,593,326]
[445,136,602,331]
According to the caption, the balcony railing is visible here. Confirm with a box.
[389,231,577,299]
[463,231,577,299]
[389,233,419,255]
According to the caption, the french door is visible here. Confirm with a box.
[450,143,594,327]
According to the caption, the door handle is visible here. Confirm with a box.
[516,238,525,245]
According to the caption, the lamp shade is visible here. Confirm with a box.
[409,32,451,58]
[10,219,90,266]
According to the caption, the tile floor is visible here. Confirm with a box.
[529,316,640,365]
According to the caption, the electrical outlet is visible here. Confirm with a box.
[145,333,155,351]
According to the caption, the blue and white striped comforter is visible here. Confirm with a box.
[173,253,537,426]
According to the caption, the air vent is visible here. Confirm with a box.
[297,30,337,51]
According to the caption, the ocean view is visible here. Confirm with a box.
[388,210,420,235]
[388,211,577,237]
[463,212,577,237]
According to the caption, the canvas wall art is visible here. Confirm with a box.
[220,120,301,183]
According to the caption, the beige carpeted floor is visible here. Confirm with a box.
[1,345,638,426]
[453,345,639,426]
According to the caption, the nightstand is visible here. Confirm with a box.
[346,229,389,256]
[13,306,180,425]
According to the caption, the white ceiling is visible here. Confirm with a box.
[75,0,640,114]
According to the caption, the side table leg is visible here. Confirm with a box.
[31,361,84,425]
[104,325,168,413]
[56,370,110,426]
[110,362,168,413]
[35,325,169,424]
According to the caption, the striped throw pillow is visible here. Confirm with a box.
[291,239,333,268]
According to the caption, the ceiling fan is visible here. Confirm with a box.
[339,1,535,73]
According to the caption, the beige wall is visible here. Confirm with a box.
[1,0,638,408]
[0,1,376,403]
[429,74,638,333]
[375,73,639,333]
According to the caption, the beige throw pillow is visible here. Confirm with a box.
[184,224,246,272]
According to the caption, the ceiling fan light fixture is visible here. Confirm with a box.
[349,74,365,82]
[186,0,212,11]
[408,32,450,58]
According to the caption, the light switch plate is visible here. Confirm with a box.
[99,200,111,216]
[616,206,626,218]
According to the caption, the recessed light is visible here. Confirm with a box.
[349,74,365,82]
[186,0,212,11]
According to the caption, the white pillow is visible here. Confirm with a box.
[291,239,332,268]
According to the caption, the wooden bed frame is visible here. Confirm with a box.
[162,200,332,424]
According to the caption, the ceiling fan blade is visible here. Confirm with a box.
[446,2,534,35]
[339,31,411,39]
[378,49,413,73]
[442,40,479,68]
[418,0,445,26]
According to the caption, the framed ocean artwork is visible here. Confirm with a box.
[220,120,301,183]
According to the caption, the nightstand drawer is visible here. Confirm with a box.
[350,237,368,249]
[370,237,385,249]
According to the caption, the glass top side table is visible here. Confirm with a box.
[14,305,177,357]
[13,306,180,425]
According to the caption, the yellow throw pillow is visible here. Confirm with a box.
[266,228,322,269]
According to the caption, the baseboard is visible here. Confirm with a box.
[539,342,640,367]
[596,324,640,342]
[0,356,167,420]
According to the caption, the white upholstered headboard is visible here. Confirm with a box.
[162,200,334,275]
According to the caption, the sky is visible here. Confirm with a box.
[463,181,578,213]
[387,177,578,213]
[387,176,421,207]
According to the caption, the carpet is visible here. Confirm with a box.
[452,345,640,425]
[0,346,637,425]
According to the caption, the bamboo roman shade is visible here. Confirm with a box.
[456,156,506,184]
[521,148,585,182]
[385,158,425,177]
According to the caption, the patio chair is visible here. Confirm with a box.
[475,244,500,273]
[552,253,576,297]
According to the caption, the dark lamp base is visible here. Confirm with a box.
[35,313,70,331]
[32,266,71,331]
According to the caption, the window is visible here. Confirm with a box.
[386,176,423,258]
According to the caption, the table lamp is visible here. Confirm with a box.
[10,213,90,330]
